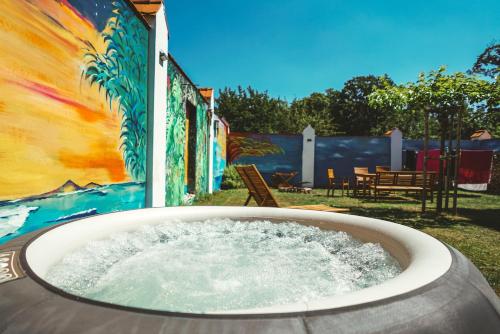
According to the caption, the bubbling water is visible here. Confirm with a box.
[45,219,401,313]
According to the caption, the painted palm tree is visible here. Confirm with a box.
[82,0,148,181]
[165,67,187,206]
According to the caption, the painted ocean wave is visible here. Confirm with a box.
[0,182,146,245]
[0,205,39,239]
[55,208,98,222]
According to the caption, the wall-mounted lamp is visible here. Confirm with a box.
[159,51,168,66]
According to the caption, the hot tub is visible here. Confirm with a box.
[0,207,499,333]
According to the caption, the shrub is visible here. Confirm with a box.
[221,165,245,189]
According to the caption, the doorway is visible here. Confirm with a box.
[185,102,197,193]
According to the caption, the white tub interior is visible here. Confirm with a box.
[24,207,452,314]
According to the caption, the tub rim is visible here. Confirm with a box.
[21,206,453,317]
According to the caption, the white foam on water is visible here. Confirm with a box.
[0,205,38,238]
[45,219,402,313]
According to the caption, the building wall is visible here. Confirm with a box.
[165,60,210,206]
[212,117,228,191]
[0,0,149,244]
[146,3,169,207]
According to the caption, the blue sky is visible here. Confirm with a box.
[166,0,499,100]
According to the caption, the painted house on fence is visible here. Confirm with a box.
[0,0,226,245]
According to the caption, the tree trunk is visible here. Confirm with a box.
[445,114,454,211]
[422,109,429,213]
[453,107,463,215]
[436,117,447,213]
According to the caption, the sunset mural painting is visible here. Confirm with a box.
[166,58,210,206]
[0,0,148,244]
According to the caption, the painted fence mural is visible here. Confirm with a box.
[0,0,148,244]
[166,59,210,206]
[228,133,303,184]
[228,133,391,188]
[212,117,228,191]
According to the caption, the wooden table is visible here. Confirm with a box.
[272,171,298,189]
[354,173,375,197]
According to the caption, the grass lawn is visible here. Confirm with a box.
[195,188,500,295]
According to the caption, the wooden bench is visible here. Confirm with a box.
[370,171,436,201]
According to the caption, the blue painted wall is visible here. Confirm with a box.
[314,137,391,187]
[229,133,303,185]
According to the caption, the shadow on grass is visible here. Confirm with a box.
[349,206,500,231]
[455,193,483,199]
[357,197,421,205]
[457,208,500,231]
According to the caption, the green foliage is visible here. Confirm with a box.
[221,165,245,189]
[217,54,498,139]
[82,0,148,181]
[216,86,290,134]
[369,67,498,138]
[328,75,395,136]
[215,76,395,137]
[471,42,500,79]
[288,93,339,136]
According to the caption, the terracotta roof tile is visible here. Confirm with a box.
[131,0,163,15]
[199,88,214,103]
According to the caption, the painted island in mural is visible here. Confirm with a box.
[0,0,148,244]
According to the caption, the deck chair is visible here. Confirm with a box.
[236,165,349,213]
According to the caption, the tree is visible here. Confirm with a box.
[471,43,500,79]
[289,93,338,136]
[369,67,495,212]
[329,75,395,136]
[215,86,290,134]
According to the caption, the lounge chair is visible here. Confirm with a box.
[236,165,349,213]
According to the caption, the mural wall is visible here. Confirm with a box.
[0,0,149,244]
[314,137,391,187]
[228,133,303,184]
[166,59,210,206]
[212,117,228,191]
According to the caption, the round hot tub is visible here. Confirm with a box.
[0,207,499,333]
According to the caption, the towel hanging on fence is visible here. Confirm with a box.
[416,149,442,172]
[458,150,493,184]
[416,149,493,185]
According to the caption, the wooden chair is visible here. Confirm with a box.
[327,168,350,197]
[353,167,370,196]
[236,165,349,213]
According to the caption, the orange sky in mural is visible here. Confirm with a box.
[0,0,130,200]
